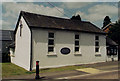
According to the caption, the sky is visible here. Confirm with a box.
[0,0,119,30]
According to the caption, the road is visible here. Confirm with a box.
[58,70,119,79]
[55,61,119,79]
[2,61,119,80]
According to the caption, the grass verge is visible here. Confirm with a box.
[2,63,30,77]
[2,63,85,78]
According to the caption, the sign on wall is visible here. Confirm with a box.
[61,47,70,55]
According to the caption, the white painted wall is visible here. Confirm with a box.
[32,29,107,70]
[107,55,118,61]
[11,16,31,71]
[10,48,15,63]
[94,35,107,62]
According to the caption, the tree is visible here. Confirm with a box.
[71,15,76,20]
[103,16,111,27]
[108,20,120,45]
[71,14,81,21]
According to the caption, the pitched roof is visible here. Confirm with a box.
[15,11,105,34]
[106,37,118,46]
[101,22,115,31]
[0,30,14,41]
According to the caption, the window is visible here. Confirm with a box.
[75,34,79,52]
[114,48,117,55]
[75,47,79,52]
[48,39,54,45]
[75,41,79,45]
[49,33,54,38]
[95,36,99,40]
[48,47,54,52]
[95,42,99,46]
[75,35,79,39]
[48,32,54,52]
[107,47,117,55]
[95,48,99,52]
[95,35,99,53]
[111,49,114,54]
[107,47,110,55]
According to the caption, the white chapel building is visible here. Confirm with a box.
[10,11,107,71]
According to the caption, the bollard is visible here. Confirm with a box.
[35,61,40,79]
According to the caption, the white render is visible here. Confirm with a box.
[31,29,107,70]
[11,16,31,71]
[106,55,118,61]
[10,48,15,63]
[11,15,107,71]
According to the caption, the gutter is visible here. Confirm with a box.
[30,28,33,71]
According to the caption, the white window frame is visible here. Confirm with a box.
[95,35,100,54]
[47,32,56,55]
[74,34,81,55]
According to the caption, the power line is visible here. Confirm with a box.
[47,2,70,18]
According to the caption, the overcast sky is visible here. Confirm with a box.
[0,0,119,30]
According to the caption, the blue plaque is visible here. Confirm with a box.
[61,47,70,55]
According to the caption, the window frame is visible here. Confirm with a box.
[95,35,100,53]
[95,47,99,52]
[48,46,54,52]
[75,41,79,46]
[48,32,54,38]
[48,39,54,45]
[95,36,99,40]
[74,34,81,53]
[48,32,55,53]
[95,42,99,46]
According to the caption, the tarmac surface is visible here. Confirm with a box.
[2,61,120,80]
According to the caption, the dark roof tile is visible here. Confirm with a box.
[106,37,118,46]
[16,11,106,34]
[0,30,14,41]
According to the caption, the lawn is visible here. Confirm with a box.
[2,63,85,78]
[2,63,31,77]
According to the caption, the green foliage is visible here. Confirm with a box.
[103,16,111,27]
[108,20,120,45]
[71,15,81,21]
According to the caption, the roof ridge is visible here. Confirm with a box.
[21,11,71,20]
[14,11,105,34]
[21,11,91,23]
